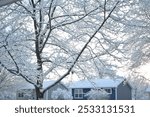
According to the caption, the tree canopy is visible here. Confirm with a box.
[0,0,149,99]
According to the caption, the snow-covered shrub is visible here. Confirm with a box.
[85,89,109,100]
[51,88,73,100]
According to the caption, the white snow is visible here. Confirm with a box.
[51,88,73,100]
[85,89,109,100]
[19,79,62,89]
[69,78,124,89]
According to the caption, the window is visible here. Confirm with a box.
[105,88,112,94]
[18,92,24,97]
[74,89,84,99]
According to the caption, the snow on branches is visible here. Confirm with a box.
[85,89,109,100]
[51,88,73,100]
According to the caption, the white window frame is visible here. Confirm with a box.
[74,89,84,99]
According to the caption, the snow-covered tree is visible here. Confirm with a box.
[127,71,149,100]
[0,0,131,99]
[115,1,150,99]
[121,0,150,69]
[51,88,72,100]
[85,89,109,100]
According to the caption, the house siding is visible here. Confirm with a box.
[109,88,116,100]
[117,82,132,100]
[148,93,150,100]
[83,88,91,100]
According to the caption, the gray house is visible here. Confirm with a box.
[16,80,67,100]
[69,78,132,100]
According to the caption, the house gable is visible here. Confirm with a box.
[116,81,132,100]
[44,83,68,99]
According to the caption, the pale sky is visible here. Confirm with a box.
[139,63,150,79]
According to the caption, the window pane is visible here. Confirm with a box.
[79,89,83,93]
[75,94,78,98]
[74,89,78,93]
[79,94,82,97]
[74,89,83,99]
[105,89,112,94]
[18,93,24,97]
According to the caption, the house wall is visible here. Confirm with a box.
[117,82,132,100]
[109,88,116,100]
[72,88,116,100]
[146,93,150,100]
[16,89,36,100]
[149,93,150,100]
[83,88,91,100]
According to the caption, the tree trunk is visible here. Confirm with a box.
[35,86,44,100]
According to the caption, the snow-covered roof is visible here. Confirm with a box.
[0,0,22,7]
[146,87,150,92]
[69,78,124,89]
[20,80,63,89]
[43,80,58,89]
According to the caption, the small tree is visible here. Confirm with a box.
[51,88,72,100]
[85,89,109,100]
